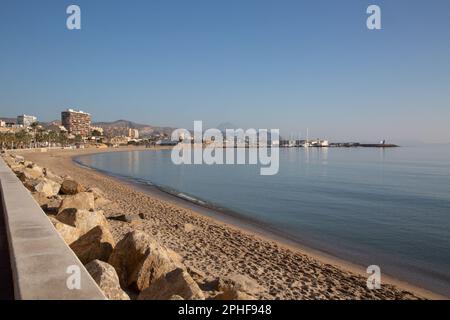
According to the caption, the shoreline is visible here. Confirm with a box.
[15,146,445,300]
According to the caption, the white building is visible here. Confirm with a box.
[17,114,37,127]
[0,120,5,127]
[128,128,139,139]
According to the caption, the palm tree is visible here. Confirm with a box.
[58,132,68,147]
[47,130,58,147]
[14,130,31,149]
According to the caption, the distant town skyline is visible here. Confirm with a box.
[1,0,450,144]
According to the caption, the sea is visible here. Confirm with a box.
[76,145,450,296]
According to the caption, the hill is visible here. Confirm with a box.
[92,120,175,137]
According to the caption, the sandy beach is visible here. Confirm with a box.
[15,146,443,300]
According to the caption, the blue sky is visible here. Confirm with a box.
[1,0,450,143]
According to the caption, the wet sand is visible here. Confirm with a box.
[17,146,444,300]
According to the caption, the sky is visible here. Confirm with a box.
[1,0,450,143]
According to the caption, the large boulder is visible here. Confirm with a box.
[32,192,50,206]
[87,187,111,207]
[42,197,62,215]
[10,163,24,174]
[70,225,115,264]
[33,178,61,197]
[85,260,130,300]
[214,274,264,300]
[14,154,25,162]
[27,163,44,172]
[48,216,81,245]
[138,268,205,300]
[23,179,41,191]
[44,168,64,184]
[17,167,43,181]
[56,209,108,236]
[23,160,33,167]
[131,242,179,291]
[108,230,179,291]
[213,289,256,300]
[3,155,17,166]
[58,192,95,213]
[60,179,85,195]
[32,192,62,214]
[87,187,105,199]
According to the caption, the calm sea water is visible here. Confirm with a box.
[77,146,450,296]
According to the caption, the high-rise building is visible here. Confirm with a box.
[128,128,139,139]
[17,114,37,127]
[61,109,91,137]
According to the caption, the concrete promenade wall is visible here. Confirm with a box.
[0,157,105,300]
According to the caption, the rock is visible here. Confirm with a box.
[70,225,115,264]
[58,192,95,213]
[17,167,43,181]
[132,242,178,291]
[138,268,205,300]
[213,289,256,300]
[2,155,12,163]
[49,216,81,245]
[186,266,206,283]
[86,187,110,208]
[27,163,44,174]
[167,248,184,267]
[85,260,130,300]
[41,197,62,214]
[108,231,151,289]
[44,168,64,184]
[3,155,19,166]
[217,274,265,298]
[14,155,25,162]
[108,230,179,291]
[56,209,108,236]
[32,192,62,214]
[108,214,141,223]
[32,192,50,206]
[169,295,184,300]
[33,178,61,197]
[23,160,33,167]
[87,187,105,199]
[60,179,84,195]
[23,179,41,191]
[10,163,24,174]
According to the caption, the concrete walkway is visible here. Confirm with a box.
[0,157,105,300]
[0,196,14,300]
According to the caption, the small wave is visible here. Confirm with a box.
[177,193,206,205]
